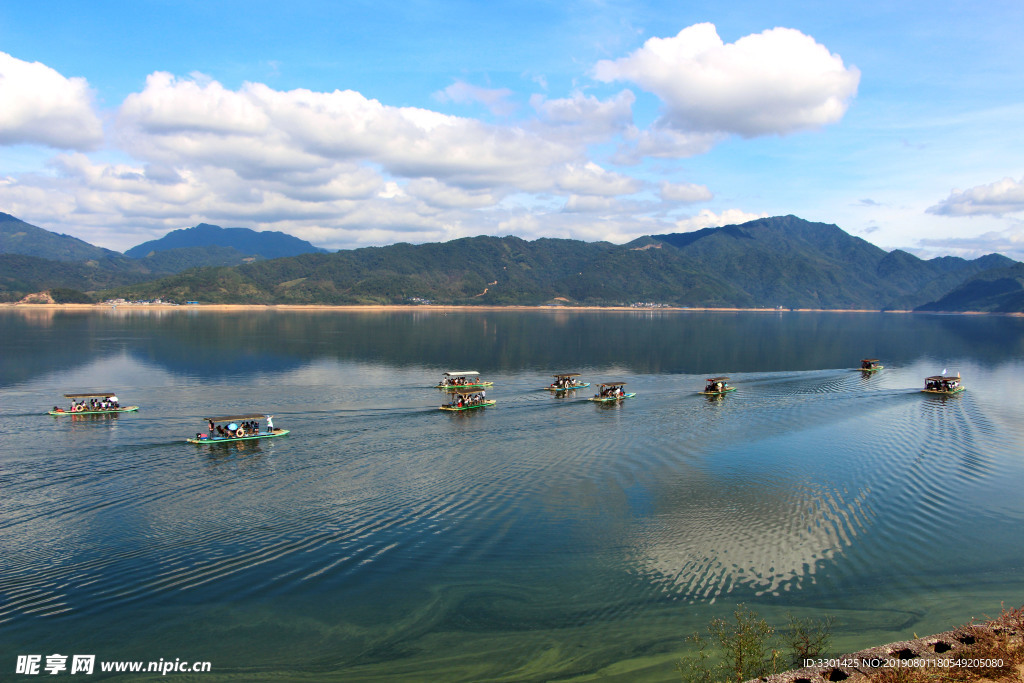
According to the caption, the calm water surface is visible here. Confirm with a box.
[1,309,1023,681]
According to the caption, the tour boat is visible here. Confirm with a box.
[49,392,138,416]
[699,377,736,395]
[187,414,289,443]
[435,371,493,390]
[589,382,635,402]
[921,375,965,395]
[439,390,495,411]
[546,373,590,391]
[860,359,884,372]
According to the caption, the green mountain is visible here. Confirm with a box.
[0,212,118,262]
[124,223,327,259]
[916,262,1024,312]
[103,215,1022,310]
[0,215,276,300]
[3,211,1021,311]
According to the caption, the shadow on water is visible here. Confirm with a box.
[4,308,1024,388]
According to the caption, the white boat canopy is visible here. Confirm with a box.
[443,371,480,376]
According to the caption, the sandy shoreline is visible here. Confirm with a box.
[0,302,1017,315]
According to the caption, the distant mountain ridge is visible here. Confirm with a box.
[106,215,1024,311]
[125,223,328,259]
[1,212,119,262]
[2,211,1022,311]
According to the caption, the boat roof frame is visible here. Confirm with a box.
[597,381,627,387]
[443,371,480,376]
[205,414,269,422]
[861,359,880,363]
[705,376,730,381]
[924,376,960,382]
[553,373,581,377]
[64,392,119,398]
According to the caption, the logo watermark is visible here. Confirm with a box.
[15,655,211,676]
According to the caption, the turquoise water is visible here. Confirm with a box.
[1,309,1023,680]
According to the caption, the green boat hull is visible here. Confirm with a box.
[187,429,290,444]
[49,406,139,416]
[699,387,736,395]
[440,400,496,411]
[860,366,884,372]
[921,387,965,395]
[588,392,636,402]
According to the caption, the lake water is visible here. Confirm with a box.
[1,308,1023,681]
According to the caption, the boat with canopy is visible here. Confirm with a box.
[922,375,965,395]
[699,377,735,395]
[588,382,636,402]
[546,373,590,391]
[440,390,495,411]
[187,414,289,443]
[435,371,493,389]
[860,359,884,372]
[49,392,138,415]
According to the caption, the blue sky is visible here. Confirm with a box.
[1,1,1023,259]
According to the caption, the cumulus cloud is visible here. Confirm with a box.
[553,162,641,196]
[116,73,580,191]
[613,126,722,164]
[562,195,621,213]
[927,177,1024,216]
[404,178,501,209]
[917,227,1024,260]
[0,51,103,150]
[434,80,517,116]
[594,23,859,138]
[529,90,635,144]
[672,208,768,232]
[660,181,713,203]
[0,56,772,251]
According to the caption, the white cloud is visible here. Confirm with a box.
[562,195,621,213]
[553,162,641,196]
[404,178,501,209]
[613,126,722,164]
[594,23,859,138]
[0,58,769,252]
[434,80,517,116]
[660,181,713,203]
[0,51,103,150]
[529,90,635,144]
[116,74,580,191]
[672,208,768,232]
[915,223,1024,261]
[927,177,1024,216]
